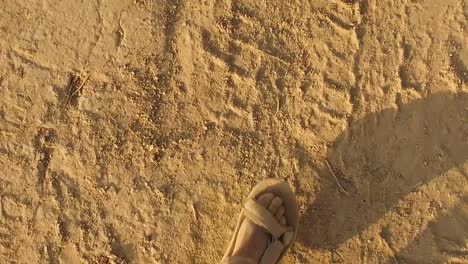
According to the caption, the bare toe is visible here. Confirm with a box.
[257,193,274,208]
[274,206,285,220]
[280,216,286,226]
[268,196,283,214]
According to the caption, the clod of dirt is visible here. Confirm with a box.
[452,46,468,82]
[1,196,25,219]
[399,59,428,90]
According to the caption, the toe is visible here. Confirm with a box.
[274,206,285,221]
[268,196,283,215]
[280,216,287,226]
[256,193,275,207]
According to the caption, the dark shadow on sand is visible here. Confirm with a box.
[396,197,468,263]
[297,92,468,250]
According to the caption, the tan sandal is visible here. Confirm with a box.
[221,179,299,264]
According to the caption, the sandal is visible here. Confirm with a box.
[220,179,299,264]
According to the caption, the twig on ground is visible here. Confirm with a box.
[333,250,345,262]
[325,159,349,195]
[61,75,76,110]
[70,73,91,98]
[274,98,280,116]
[381,234,401,264]
[61,73,90,110]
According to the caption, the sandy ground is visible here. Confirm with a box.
[0,0,467,263]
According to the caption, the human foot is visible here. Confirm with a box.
[231,193,287,263]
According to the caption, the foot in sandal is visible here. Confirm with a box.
[221,179,299,264]
[232,193,287,262]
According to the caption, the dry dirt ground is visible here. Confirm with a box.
[1,0,467,263]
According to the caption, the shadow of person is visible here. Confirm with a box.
[297,91,468,249]
[394,196,468,263]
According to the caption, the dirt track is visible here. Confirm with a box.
[0,0,467,263]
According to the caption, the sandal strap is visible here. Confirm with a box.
[243,199,287,239]
[221,256,257,264]
[259,240,285,264]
